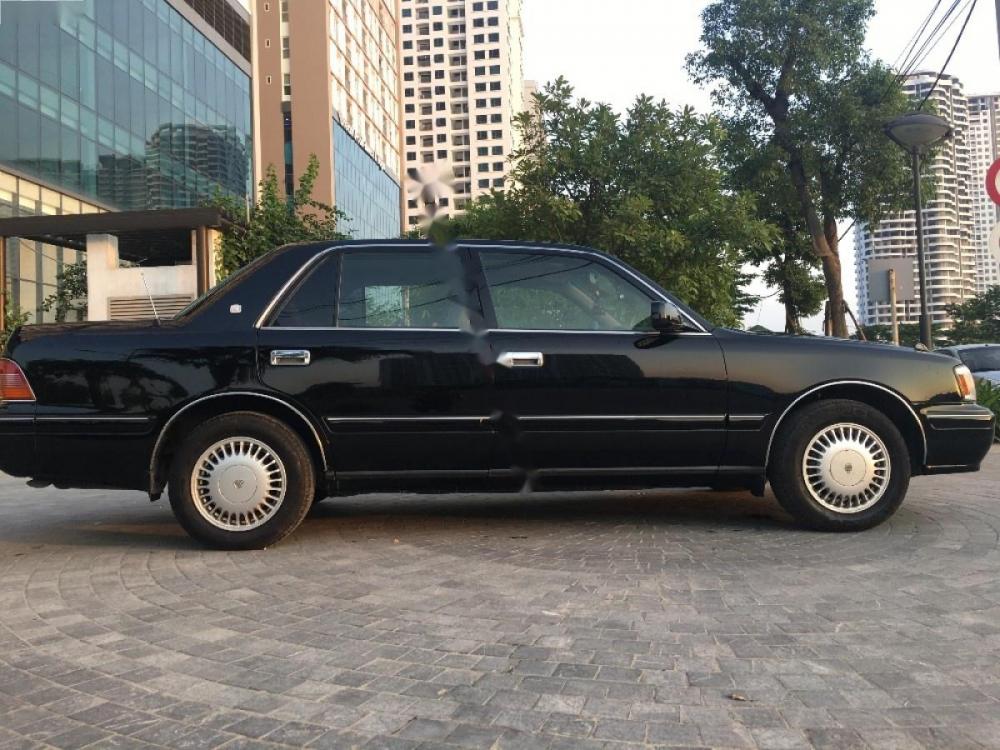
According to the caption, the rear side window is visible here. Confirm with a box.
[339,250,467,329]
[480,251,653,331]
[272,256,338,327]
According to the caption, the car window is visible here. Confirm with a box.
[339,250,467,329]
[959,348,1000,373]
[272,255,338,327]
[480,251,653,331]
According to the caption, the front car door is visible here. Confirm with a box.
[258,243,494,482]
[472,246,729,484]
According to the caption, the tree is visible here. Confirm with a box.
[688,0,914,337]
[946,286,1000,344]
[722,134,825,333]
[41,261,87,323]
[213,155,350,279]
[427,79,773,327]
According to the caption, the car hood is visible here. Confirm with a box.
[973,370,1000,384]
[722,328,955,362]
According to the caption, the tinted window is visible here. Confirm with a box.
[339,250,467,329]
[960,347,1000,373]
[272,256,338,327]
[481,252,652,331]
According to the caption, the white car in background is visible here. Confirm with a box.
[938,344,1000,386]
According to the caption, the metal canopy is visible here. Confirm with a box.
[0,208,229,248]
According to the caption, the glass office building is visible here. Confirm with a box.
[333,121,402,240]
[254,0,403,241]
[0,0,253,322]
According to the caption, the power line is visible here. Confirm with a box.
[918,0,979,110]
[880,0,967,103]
[907,0,975,76]
[894,0,948,75]
[898,0,963,78]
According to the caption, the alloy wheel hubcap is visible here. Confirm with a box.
[191,437,286,531]
[802,422,890,514]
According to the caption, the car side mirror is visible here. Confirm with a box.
[650,301,686,333]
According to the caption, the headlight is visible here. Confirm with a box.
[954,365,977,402]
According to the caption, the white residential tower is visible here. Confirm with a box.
[399,0,526,228]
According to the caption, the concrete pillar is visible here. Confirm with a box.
[194,226,210,296]
[85,234,119,322]
[206,228,221,289]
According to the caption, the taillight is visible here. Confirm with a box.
[954,365,977,402]
[0,359,34,403]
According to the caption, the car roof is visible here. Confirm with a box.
[302,239,612,256]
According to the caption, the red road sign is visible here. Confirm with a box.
[988,158,1000,206]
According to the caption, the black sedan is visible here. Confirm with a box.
[0,241,994,549]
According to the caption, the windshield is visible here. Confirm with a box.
[959,347,1000,373]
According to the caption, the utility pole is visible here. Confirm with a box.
[997,0,1000,60]
[889,268,900,346]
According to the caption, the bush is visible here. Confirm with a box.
[978,378,1000,443]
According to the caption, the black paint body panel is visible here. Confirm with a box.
[0,240,992,496]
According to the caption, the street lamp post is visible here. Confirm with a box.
[884,112,953,350]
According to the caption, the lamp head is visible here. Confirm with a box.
[884,112,953,153]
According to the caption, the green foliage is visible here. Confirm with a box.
[213,155,350,279]
[976,379,1000,442]
[945,287,1000,345]
[688,0,915,337]
[426,78,773,327]
[0,304,30,353]
[41,261,87,323]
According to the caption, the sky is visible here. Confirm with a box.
[521,0,1000,332]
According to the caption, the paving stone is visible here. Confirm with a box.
[0,453,999,749]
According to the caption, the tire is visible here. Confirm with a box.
[168,412,316,550]
[769,399,910,532]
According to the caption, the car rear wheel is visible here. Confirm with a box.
[769,399,910,531]
[168,412,315,549]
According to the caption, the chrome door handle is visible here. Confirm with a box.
[497,351,545,368]
[270,349,311,366]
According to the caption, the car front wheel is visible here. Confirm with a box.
[168,412,315,549]
[769,399,911,531]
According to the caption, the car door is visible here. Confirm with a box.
[473,247,729,479]
[258,243,495,478]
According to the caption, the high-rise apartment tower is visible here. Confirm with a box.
[967,93,1000,293]
[856,72,976,327]
[399,0,525,229]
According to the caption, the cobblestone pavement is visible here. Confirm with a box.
[0,451,999,750]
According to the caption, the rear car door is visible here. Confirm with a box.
[473,247,729,479]
[258,244,494,479]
